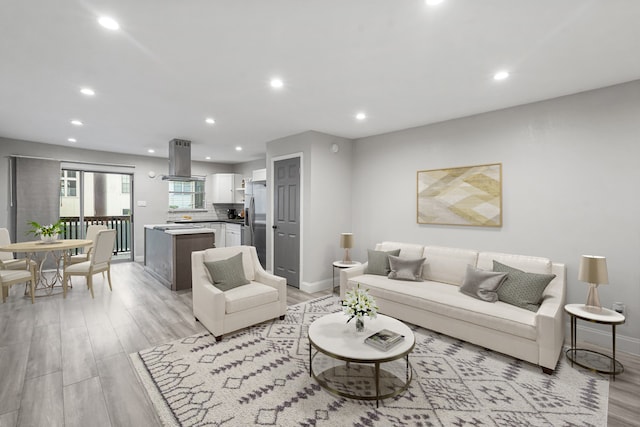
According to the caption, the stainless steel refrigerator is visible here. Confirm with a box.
[244,179,267,268]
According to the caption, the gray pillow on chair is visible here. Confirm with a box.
[459,264,508,302]
[387,255,425,281]
[365,249,401,276]
[204,253,250,291]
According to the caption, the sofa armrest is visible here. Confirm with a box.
[339,262,367,298]
[192,251,226,337]
[535,264,566,370]
[255,269,287,315]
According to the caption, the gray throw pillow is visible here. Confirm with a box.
[459,264,508,302]
[387,255,425,281]
[365,249,401,276]
[493,261,556,312]
[204,252,250,291]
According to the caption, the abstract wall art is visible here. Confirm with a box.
[417,163,502,227]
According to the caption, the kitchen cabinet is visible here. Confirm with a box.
[225,223,242,247]
[211,223,225,247]
[144,226,215,291]
[208,173,244,204]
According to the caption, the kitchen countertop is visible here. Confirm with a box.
[144,224,216,235]
[169,219,245,224]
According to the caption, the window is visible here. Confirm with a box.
[60,170,77,197]
[121,175,131,193]
[168,180,205,209]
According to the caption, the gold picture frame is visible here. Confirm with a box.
[417,163,502,227]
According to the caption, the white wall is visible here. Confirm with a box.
[0,137,234,260]
[266,131,353,292]
[350,80,640,354]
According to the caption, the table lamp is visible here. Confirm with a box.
[578,255,608,311]
[340,233,354,264]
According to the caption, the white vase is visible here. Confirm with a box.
[40,234,58,243]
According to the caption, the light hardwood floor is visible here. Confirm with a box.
[0,262,637,426]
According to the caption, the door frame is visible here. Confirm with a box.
[269,152,303,284]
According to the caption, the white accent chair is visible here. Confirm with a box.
[68,224,108,265]
[1,268,36,304]
[63,229,116,298]
[192,246,287,341]
[0,228,37,274]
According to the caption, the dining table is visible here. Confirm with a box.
[0,239,92,296]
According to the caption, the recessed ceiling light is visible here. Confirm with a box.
[80,88,95,96]
[205,117,215,124]
[426,0,444,5]
[68,138,77,143]
[493,70,510,81]
[235,146,243,151]
[205,156,211,160]
[70,119,83,126]
[356,112,367,121]
[270,78,284,89]
[147,149,155,153]
[98,16,120,30]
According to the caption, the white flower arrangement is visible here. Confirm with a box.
[342,283,378,323]
[27,220,64,237]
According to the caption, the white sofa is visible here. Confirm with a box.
[340,242,566,373]
[192,246,287,340]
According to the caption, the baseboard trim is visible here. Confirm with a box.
[300,278,332,294]
[567,323,640,356]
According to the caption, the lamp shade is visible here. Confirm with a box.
[578,255,608,285]
[340,233,353,249]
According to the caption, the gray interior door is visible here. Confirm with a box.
[273,157,300,287]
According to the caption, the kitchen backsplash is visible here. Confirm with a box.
[167,203,243,222]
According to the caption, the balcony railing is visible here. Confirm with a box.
[60,216,131,256]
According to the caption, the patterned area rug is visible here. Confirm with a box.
[131,295,608,426]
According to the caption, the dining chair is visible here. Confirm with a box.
[63,229,116,298]
[1,268,36,304]
[68,224,108,265]
[0,227,37,274]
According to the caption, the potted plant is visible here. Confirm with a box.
[27,220,65,242]
[342,283,378,332]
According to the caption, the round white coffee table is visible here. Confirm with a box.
[308,312,415,407]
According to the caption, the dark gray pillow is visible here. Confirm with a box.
[204,252,250,291]
[493,261,556,312]
[365,249,401,276]
[459,264,508,302]
[387,255,425,281]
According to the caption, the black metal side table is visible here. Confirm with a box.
[564,303,625,380]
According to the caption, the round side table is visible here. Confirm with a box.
[564,303,625,380]
[332,261,362,295]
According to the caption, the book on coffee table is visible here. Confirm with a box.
[365,329,404,351]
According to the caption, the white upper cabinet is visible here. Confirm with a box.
[208,173,244,204]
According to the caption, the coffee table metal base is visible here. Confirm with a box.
[309,349,412,407]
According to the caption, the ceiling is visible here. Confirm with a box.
[2,1,640,164]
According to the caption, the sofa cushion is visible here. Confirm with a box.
[422,246,479,286]
[204,253,250,291]
[346,275,537,340]
[365,249,401,276]
[493,261,556,312]
[375,242,425,260]
[387,255,425,281]
[478,252,551,274]
[224,282,278,314]
[459,264,508,302]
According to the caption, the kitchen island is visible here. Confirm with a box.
[144,225,215,291]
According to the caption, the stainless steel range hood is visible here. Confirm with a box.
[161,139,204,181]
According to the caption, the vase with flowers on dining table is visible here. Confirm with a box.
[27,220,64,243]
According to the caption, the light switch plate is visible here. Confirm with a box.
[137,200,147,207]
